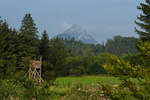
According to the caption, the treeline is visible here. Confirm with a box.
[62,36,138,56]
[0,13,140,81]
[61,36,139,76]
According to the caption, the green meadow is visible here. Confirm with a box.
[56,76,120,87]
[47,76,121,99]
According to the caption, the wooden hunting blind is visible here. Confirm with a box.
[28,56,42,84]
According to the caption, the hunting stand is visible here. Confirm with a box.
[28,56,42,84]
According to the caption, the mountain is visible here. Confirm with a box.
[54,24,98,44]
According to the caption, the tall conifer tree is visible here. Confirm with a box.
[135,0,150,42]
[39,30,50,58]
[17,13,39,68]
[39,30,54,81]
[50,37,67,76]
[0,20,16,79]
[135,0,150,66]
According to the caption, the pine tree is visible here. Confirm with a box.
[20,13,38,38]
[17,13,39,68]
[135,0,150,42]
[39,30,50,58]
[135,0,150,66]
[39,30,54,82]
[50,37,67,77]
[0,21,16,79]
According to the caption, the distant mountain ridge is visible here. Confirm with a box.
[54,24,98,44]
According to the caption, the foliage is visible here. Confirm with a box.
[17,13,39,68]
[39,30,51,58]
[50,37,67,77]
[62,36,138,57]
[98,52,150,100]
[39,30,54,82]
[97,1,150,99]
[135,0,150,67]
[137,41,150,67]
[0,20,16,79]
[20,13,38,37]
[135,0,150,42]
[122,53,143,66]
[65,55,107,76]
[65,56,86,76]
[105,36,138,56]
[0,77,51,100]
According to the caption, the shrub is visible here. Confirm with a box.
[0,77,51,100]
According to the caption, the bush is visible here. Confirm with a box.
[0,77,51,100]
[98,53,150,100]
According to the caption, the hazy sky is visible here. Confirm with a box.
[0,0,143,42]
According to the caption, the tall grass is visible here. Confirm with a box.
[55,76,120,88]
